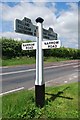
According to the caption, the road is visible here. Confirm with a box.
[0,60,80,95]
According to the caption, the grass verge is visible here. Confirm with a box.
[2,56,72,66]
[2,82,79,119]
[2,57,36,66]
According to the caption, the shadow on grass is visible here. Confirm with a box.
[45,87,73,104]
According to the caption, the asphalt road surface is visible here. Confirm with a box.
[1,60,80,95]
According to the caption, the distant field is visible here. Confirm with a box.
[2,82,79,119]
[1,56,72,66]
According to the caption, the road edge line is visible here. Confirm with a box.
[0,87,24,96]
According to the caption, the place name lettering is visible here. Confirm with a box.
[26,46,33,49]
[44,41,59,45]
[48,45,57,48]
[23,43,35,47]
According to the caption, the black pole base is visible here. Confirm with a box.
[35,84,45,108]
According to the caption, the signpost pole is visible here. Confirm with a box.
[35,17,45,108]
[15,16,60,108]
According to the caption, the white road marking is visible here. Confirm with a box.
[45,62,78,70]
[73,75,77,78]
[28,86,34,90]
[69,78,72,80]
[0,66,8,69]
[64,81,68,83]
[29,73,78,90]
[73,66,78,68]
[0,87,24,96]
[0,69,35,75]
[45,77,63,84]
[1,62,78,76]
[28,76,66,90]
[73,65,80,68]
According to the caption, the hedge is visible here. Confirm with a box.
[0,37,80,59]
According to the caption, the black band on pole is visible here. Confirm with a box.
[35,84,45,108]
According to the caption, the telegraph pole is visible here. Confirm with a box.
[35,17,45,108]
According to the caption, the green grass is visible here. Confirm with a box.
[2,57,36,66]
[2,56,72,66]
[2,82,79,119]
[44,57,71,63]
[0,97,2,119]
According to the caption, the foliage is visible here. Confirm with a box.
[0,37,80,59]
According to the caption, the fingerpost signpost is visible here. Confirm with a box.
[14,17,60,108]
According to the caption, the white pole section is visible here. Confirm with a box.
[35,21,44,85]
[38,21,44,85]
[35,33,39,85]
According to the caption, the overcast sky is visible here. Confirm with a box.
[0,0,79,48]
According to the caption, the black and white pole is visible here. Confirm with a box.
[35,17,45,108]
